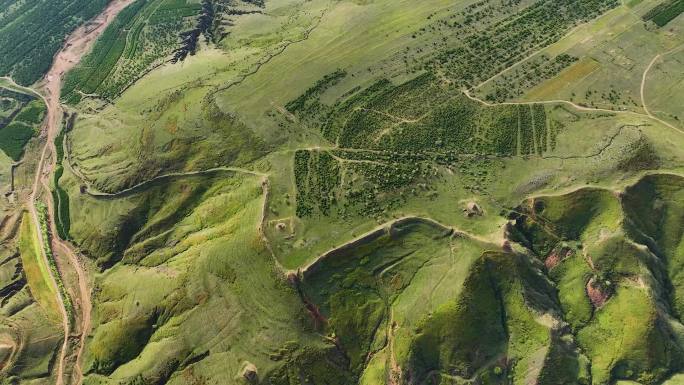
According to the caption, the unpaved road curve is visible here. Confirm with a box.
[640,45,684,134]
[27,1,136,385]
[78,166,267,198]
[296,216,500,276]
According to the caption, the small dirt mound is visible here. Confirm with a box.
[285,272,299,286]
[463,202,484,217]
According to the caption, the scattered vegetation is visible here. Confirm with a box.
[427,0,618,87]
[293,73,555,157]
[483,54,580,102]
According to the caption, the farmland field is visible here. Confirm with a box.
[0,0,683,384]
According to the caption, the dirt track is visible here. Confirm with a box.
[27,1,136,384]
[640,45,684,133]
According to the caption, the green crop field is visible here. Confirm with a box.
[0,0,683,384]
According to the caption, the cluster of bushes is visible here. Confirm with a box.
[643,0,684,27]
[51,114,72,240]
[293,147,446,219]
[294,150,340,217]
[51,166,71,241]
[0,122,36,161]
[518,104,535,155]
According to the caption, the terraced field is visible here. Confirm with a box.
[0,0,682,384]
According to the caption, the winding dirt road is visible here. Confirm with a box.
[25,1,136,384]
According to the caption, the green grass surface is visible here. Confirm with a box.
[3,0,684,383]
[578,285,680,385]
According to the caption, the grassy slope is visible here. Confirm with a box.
[30,0,684,384]
[8,213,64,382]
[68,172,353,384]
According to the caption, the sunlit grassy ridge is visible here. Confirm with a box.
[508,175,684,384]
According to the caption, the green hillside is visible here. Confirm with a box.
[0,0,682,384]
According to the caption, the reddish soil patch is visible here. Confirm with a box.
[586,277,610,308]
[544,247,572,270]
[304,301,327,329]
[545,251,561,269]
